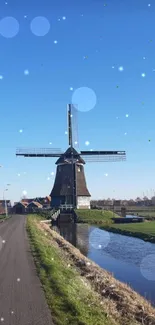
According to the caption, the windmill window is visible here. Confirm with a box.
[78,167,80,172]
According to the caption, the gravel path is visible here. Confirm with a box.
[0,214,54,325]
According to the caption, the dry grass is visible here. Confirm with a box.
[39,222,155,325]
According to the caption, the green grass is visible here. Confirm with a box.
[75,209,118,226]
[26,214,117,325]
[0,215,5,219]
[0,214,10,220]
[101,221,155,243]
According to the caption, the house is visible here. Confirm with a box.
[27,201,43,213]
[12,202,28,214]
[34,196,51,208]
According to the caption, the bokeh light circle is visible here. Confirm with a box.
[71,87,97,112]
[30,16,50,36]
[140,254,155,281]
[89,228,110,250]
[0,17,19,38]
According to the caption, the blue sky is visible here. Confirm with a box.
[0,0,155,203]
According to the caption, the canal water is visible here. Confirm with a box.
[52,223,155,306]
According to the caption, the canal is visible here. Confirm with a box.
[52,223,155,306]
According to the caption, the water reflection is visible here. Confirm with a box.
[52,223,90,256]
[52,223,155,306]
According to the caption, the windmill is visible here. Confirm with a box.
[16,104,126,210]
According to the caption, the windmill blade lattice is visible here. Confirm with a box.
[16,148,63,157]
[80,150,126,162]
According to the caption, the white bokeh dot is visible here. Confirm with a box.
[24,69,29,75]
[89,228,110,250]
[85,141,90,146]
[22,190,27,196]
[30,16,50,36]
[0,317,4,322]
[54,40,58,44]
[17,278,20,282]
[0,75,3,80]
[0,17,19,38]
[72,87,97,112]
[140,254,155,281]
[118,66,124,71]
[141,73,146,78]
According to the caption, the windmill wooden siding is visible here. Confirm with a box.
[50,152,91,209]
[76,164,91,209]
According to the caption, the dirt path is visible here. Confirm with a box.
[0,215,53,325]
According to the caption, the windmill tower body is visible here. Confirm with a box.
[50,147,91,209]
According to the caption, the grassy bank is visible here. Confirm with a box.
[75,209,155,243]
[101,221,155,243]
[75,209,118,226]
[26,215,117,325]
[27,215,155,325]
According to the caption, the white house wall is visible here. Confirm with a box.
[77,196,90,209]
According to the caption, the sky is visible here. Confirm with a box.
[0,0,155,204]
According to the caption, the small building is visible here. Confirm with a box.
[34,196,51,208]
[27,201,43,213]
[12,202,28,214]
[114,200,121,206]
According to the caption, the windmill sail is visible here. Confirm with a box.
[68,104,73,147]
[16,148,62,157]
[80,150,126,162]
